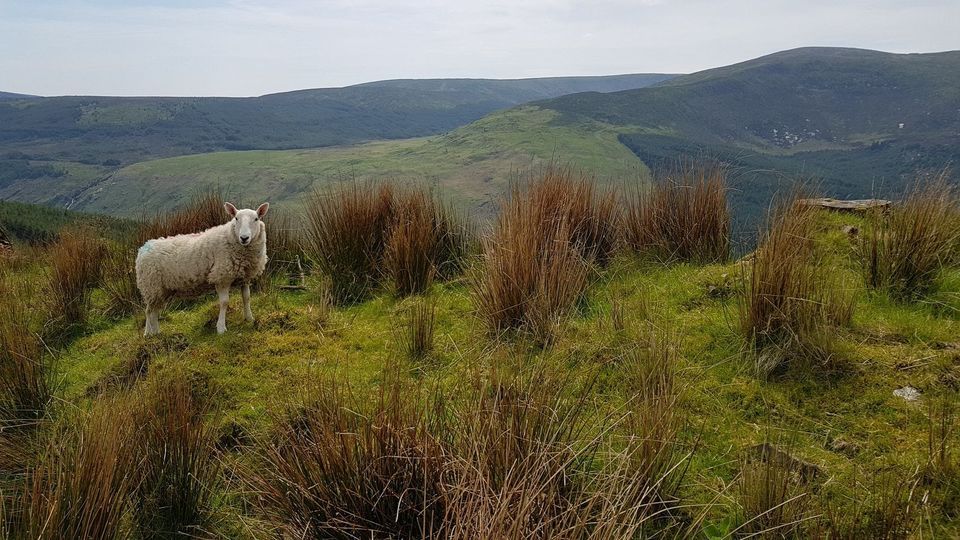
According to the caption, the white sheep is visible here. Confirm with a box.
[136,202,270,336]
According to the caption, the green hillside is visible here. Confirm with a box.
[535,47,960,223]
[55,108,649,217]
[356,73,678,96]
[0,92,34,100]
[545,48,960,148]
[0,74,671,213]
[0,73,673,165]
[0,200,133,244]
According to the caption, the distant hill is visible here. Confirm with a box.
[53,107,647,217]
[534,47,960,225]
[0,74,673,210]
[544,47,959,147]
[0,91,36,100]
[0,73,674,165]
[356,74,677,96]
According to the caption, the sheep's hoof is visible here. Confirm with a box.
[217,325,227,335]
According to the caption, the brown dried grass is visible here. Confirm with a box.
[625,164,730,264]
[739,195,854,376]
[863,172,960,300]
[472,169,618,345]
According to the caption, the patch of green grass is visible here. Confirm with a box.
[0,161,114,214]
[56,276,481,426]
[77,103,178,127]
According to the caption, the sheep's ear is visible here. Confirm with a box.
[256,202,270,218]
[224,202,238,217]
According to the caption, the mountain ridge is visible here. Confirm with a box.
[0,91,35,100]
[0,73,675,164]
[538,47,960,143]
[2,73,677,100]
[527,47,960,224]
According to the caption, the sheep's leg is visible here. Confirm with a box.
[242,283,254,323]
[144,304,160,336]
[216,284,230,335]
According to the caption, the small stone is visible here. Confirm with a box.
[827,436,860,457]
[841,225,859,237]
[893,386,921,401]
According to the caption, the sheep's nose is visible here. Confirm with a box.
[240,235,250,244]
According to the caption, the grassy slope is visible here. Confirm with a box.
[72,107,649,217]
[0,160,113,208]
[0,199,134,243]
[53,210,960,535]
[532,48,960,230]
[0,74,675,165]
[0,75,673,214]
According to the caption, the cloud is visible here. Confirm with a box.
[1,0,957,95]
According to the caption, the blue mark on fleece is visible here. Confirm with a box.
[138,240,154,257]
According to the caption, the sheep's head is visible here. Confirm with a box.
[224,202,269,246]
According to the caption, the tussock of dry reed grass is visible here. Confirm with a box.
[305,182,473,303]
[740,194,854,376]
[385,189,472,296]
[0,270,48,429]
[244,360,693,539]
[45,229,104,340]
[863,172,960,300]
[472,168,617,345]
[625,164,730,264]
[7,400,138,540]
[132,371,220,537]
[138,191,226,243]
[397,297,436,360]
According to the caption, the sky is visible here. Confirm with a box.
[1,0,959,97]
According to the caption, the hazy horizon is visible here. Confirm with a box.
[3,0,960,97]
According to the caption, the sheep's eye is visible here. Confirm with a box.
[254,218,259,222]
